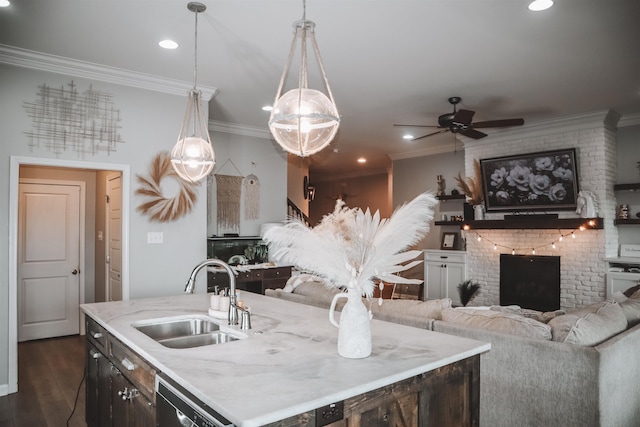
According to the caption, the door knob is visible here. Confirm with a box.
[72,269,79,275]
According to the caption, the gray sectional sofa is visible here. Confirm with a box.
[265,281,640,427]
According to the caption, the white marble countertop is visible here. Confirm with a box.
[81,292,490,426]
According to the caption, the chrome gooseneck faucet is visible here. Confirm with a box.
[183,259,249,327]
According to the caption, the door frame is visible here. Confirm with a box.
[18,178,86,340]
[8,155,131,394]
[105,171,122,302]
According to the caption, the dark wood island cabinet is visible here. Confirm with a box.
[82,292,488,427]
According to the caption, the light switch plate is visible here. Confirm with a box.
[147,232,164,244]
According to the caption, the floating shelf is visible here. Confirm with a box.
[614,183,640,191]
[614,219,640,225]
[462,217,603,230]
[436,194,466,201]
[435,221,466,226]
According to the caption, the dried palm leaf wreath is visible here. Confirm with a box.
[135,151,199,222]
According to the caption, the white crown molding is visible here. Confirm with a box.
[619,113,640,127]
[0,44,218,100]
[209,120,272,140]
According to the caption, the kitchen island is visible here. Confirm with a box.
[81,291,490,426]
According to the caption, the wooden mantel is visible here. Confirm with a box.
[462,217,603,230]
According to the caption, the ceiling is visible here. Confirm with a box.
[2,0,640,179]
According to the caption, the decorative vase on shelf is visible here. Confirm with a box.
[329,288,372,359]
[474,204,485,220]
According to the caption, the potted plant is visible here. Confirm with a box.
[455,159,484,219]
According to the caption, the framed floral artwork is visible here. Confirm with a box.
[480,148,579,212]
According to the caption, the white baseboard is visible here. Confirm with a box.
[0,383,9,396]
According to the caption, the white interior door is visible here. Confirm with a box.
[106,173,123,302]
[18,182,81,341]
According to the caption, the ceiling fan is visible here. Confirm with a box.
[394,97,525,141]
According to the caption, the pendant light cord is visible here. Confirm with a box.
[193,9,199,91]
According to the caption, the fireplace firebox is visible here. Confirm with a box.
[500,254,560,311]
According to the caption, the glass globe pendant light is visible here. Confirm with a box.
[269,1,340,157]
[170,2,215,183]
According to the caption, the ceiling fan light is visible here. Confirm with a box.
[269,88,339,156]
[528,0,553,11]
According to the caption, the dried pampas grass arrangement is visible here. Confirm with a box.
[264,192,438,299]
[136,151,199,222]
[455,159,484,205]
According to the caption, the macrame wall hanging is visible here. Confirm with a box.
[216,174,243,231]
[243,173,260,220]
[136,151,199,222]
[215,159,245,232]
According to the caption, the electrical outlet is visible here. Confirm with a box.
[315,401,343,426]
[147,232,164,244]
[98,231,103,241]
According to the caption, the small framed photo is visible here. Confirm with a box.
[441,232,457,250]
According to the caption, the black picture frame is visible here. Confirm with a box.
[441,232,457,250]
[480,148,579,212]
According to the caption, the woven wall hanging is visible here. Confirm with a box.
[136,151,198,222]
[243,174,260,220]
[216,174,243,231]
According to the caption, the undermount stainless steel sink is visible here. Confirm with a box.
[132,316,241,349]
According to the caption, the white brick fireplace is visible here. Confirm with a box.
[463,110,620,309]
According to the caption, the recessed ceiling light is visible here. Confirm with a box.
[357,157,367,164]
[403,134,414,140]
[528,0,553,11]
[159,39,179,49]
[0,0,11,7]
[261,105,273,112]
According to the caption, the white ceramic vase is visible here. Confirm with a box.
[329,288,372,359]
[474,204,485,220]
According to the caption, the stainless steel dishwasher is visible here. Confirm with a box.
[156,374,233,427]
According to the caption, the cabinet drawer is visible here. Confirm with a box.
[237,270,253,282]
[424,252,466,264]
[264,266,291,279]
[86,317,108,353]
[109,335,156,401]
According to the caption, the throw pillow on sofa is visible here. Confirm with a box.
[372,298,452,321]
[282,273,324,292]
[441,308,552,340]
[548,301,627,346]
[611,291,640,327]
[623,284,640,298]
[489,305,566,324]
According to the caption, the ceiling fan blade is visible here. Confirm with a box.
[472,118,525,128]
[453,109,475,125]
[393,124,440,128]
[412,129,449,141]
[460,129,487,139]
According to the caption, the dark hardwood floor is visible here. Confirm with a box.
[0,335,87,427]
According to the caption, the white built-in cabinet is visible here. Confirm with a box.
[605,257,640,298]
[424,250,466,305]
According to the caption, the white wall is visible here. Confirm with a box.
[392,150,466,250]
[616,124,640,246]
[206,132,288,237]
[0,63,218,391]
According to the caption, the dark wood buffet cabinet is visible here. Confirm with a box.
[207,265,292,294]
